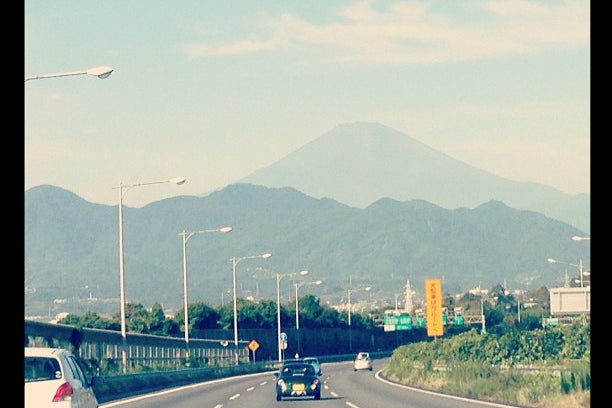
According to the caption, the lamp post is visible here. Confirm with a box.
[180,226,232,363]
[570,236,591,286]
[25,66,113,82]
[294,279,322,355]
[221,289,231,307]
[572,235,591,241]
[231,253,272,364]
[547,258,587,288]
[347,286,371,327]
[347,286,371,352]
[276,270,309,362]
[114,176,186,373]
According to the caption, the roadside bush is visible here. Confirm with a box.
[380,323,590,407]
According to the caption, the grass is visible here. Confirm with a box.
[381,360,590,408]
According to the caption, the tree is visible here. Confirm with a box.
[149,302,180,336]
[60,311,117,330]
[296,295,340,328]
[189,302,220,330]
[123,303,152,333]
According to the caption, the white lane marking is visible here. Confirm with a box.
[330,391,339,397]
[229,393,240,400]
[100,370,275,407]
[213,405,223,408]
[259,381,267,386]
[246,386,255,391]
[374,369,519,407]
[346,402,360,408]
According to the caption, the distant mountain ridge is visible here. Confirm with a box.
[239,122,589,233]
[24,183,590,318]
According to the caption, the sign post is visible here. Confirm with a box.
[248,340,260,362]
[279,332,288,360]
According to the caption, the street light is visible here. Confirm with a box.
[570,236,591,286]
[180,226,232,363]
[114,176,186,373]
[276,270,309,362]
[347,286,372,326]
[25,66,114,82]
[231,252,272,364]
[572,235,591,241]
[347,286,371,352]
[221,288,231,307]
[295,279,322,354]
[547,258,588,288]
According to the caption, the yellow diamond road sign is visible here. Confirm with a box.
[248,340,260,351]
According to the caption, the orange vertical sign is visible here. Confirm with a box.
[425,278,443,337]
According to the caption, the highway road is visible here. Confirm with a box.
[100,358,520,408]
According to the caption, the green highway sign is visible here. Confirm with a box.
[383,313,412,331]
[384,316,399,325]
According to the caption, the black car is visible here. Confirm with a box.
[280,358,303,366]
[275,362,321,401]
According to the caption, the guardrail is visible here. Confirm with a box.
[25,319,250,371]
[92,361,277,403]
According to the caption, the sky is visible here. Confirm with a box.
[24,0,590,208]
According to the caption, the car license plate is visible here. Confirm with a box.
[292,383,305,391]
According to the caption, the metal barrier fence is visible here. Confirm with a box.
[24,320,249,371]
[25,317,435,373]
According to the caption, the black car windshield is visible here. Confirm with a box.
[281,364,315,377]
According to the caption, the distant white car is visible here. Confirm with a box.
[24,347,99,408]
[353,351,373,371]
[303,356,322,376]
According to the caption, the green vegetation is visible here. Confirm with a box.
[59,282,560,336]
[59,294,375,335]
[382,324,590,408]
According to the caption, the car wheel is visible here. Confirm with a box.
[276,393,282,401]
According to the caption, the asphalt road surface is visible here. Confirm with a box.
[100,358,521,408]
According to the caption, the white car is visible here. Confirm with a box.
[353,351,373,371]
[24,347,99,408]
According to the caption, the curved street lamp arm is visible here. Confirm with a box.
[113,177,186,200]
[25,66,113,82]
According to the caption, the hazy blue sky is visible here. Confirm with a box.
[25,0,589,208]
